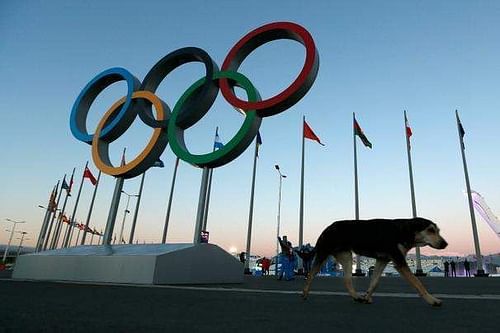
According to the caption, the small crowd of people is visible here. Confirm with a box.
[241,236,315,280]
[443,258,472,277]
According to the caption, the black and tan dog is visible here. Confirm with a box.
[302,218,448,306]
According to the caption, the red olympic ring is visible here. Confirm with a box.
[220,21,319,117]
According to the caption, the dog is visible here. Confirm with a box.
[302,217,448,306]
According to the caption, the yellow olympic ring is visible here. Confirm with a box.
[91,91,169,178]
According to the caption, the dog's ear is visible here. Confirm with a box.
[412,218,433,232]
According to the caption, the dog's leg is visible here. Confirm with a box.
[302,253,328,299]
[302,261,322,299]
[395,264,442,307]
[363,259,389,303]
[335,251,363,303]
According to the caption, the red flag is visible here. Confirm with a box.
[83,166,97,185]
[303,120,325,146]
[405,118,412,138]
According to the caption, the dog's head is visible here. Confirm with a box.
[412,218,448,249]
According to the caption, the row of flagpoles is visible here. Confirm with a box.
[298,110,485,275]
[34,110,486,275]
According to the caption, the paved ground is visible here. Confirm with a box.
[0,275,499,332]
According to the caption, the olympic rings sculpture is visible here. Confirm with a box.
[70,22,319,179]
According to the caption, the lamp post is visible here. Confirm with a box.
[2,219,26,263]
[274,165,286,275]
[16,231,29,259]
[118,190,138,245]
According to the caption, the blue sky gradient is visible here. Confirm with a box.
[1,0,499,256]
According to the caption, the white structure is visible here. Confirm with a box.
[13,243,243,285]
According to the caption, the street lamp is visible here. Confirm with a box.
[15,231,29,259]
[274,165,286,275]
[118,190,139,244]
[3,219,26,263]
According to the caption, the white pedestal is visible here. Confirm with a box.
[13,243,243,285]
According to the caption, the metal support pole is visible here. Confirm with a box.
[103,176,124,246]
[162,158,179,243]
[193,168,210,243]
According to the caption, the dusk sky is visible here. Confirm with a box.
[1,0,499,258]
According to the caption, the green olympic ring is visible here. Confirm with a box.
[168,71,262,168]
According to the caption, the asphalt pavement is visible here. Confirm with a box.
[0,275,499,332]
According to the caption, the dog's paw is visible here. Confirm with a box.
[424,294,442,307]
[353,296,367,304]
[431,298,442,307]
[361,294,373,304]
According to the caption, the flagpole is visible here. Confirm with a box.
[129,171,145,244]
[35,184,57,252]
[194,167,210,243]
[44,177,64,250]
[353,113,364,276]
[162,157,179,243]
[70,221,82,246]
[51,168,75,249]
[244,136,260,274]
[299,116,305,249]
[81,170,101,245]
[103,148,126,246]
[404,111,425,276]
[456,110,487,277]
[68,220,75,246]
[75,225,81,246]
[63,162,87,248]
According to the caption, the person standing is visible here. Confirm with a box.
[277,236,294,281]
[450,259,457,277]
[261,257,270,275]
[296,243,315,278]
[444,260,450,277]
[464,258,471,277]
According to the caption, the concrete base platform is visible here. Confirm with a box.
[12,243,243,285]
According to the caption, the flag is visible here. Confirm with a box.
[405,116,413,139]
[457,116,465,139]
[48,186,57,212]
[61,178,70,192]
[456,111,466,150]
[303,120,325,146]
[354,118,372,149]
[214,128,224,150]
[121,148,126,166]
[256,131,263,157]
[405,113,413,150]
[153,159,165,168]
[68,174,74,193]
[83,166,97,185]
[62,214,70,224]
